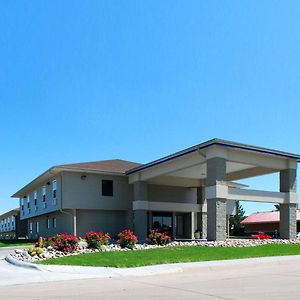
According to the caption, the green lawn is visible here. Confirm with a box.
[38,244,300,268]
[0,240,33,248]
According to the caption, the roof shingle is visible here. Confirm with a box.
[57,159,142,174]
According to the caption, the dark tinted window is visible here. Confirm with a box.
[102,180,113,196]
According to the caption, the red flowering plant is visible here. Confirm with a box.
[117,229,138,249]
[50,234,78,253]
[84,231,111,249]
[147,230,171,246]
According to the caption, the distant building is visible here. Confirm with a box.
[241,210,300,235]
[0,208,27,239]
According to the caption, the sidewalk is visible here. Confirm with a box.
[2,253,300,287]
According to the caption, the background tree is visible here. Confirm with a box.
[229,201,246,236]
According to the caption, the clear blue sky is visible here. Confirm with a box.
[1,1,299,215]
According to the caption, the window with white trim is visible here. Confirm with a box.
[52,217,57,228]
[29,222,33,234]
[46,218,50,229]
[34,191,38,206]
[20,198,24,211]
[52,180,57,205]
[36,221,39,233]
[42,186,46,202]
[27,195,30,209]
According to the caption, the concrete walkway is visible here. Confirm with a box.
[1,255,300,299]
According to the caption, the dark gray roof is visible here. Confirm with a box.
[126,138,300,175]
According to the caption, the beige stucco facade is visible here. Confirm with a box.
[11,139,300,241]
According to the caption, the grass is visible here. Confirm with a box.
[0,240,33,248]
[38,244,300,268]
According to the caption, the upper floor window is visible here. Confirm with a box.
[20,198,24,211]
[42,186,46,202]
[27,195,30,209]
[102,180,113,196]
[52,180,57,199]
[34,191,38,206]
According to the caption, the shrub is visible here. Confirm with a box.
[34,236,55,248]
[50,234,78,253]
[147,230,171,246]
[117,229,138,249]
[27,247,43,256]
[85,231,111,249]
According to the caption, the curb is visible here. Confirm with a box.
[5,254,46,272]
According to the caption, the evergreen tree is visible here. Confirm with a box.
[229,201,246,236]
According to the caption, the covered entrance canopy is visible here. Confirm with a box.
[127,139,300,241]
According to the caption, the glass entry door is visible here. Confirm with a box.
[152,212,173,237]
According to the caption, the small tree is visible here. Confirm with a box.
[229,201,246,236]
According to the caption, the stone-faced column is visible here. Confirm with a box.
[206,157,227,241]
[133,181,148,242]
[196,187,207,239]
[279,168,297,239]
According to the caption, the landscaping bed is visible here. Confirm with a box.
[11,238,300,265]
[37,243,300,268]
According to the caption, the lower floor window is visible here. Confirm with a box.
[36,221,39,233]
[52,217,57,228]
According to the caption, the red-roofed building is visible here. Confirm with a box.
[241,210,300,234]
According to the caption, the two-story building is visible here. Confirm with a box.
[0,208,27,239]
[11,139,300,241]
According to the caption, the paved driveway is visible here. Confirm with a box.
[1,254,300,299]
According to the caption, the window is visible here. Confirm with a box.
[42,186,46,202]
[20,198,24,211]
[29,222,33,234]
[46,218,50,229]
[102,180,113,196]
[36,221,39,233]
[52,217,57,228]
[52,180,57,204]
[27,195,30,209]
[34,191,37,206]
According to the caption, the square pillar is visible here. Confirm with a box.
[279,168,297,239]
[280,203,297,239]
[196,187,207,239]
[133,210,148,242]
[206,157,227,241]
[133,181,148,242]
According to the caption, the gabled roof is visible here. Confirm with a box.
[126,138,300,175]
[57,159,142,174]
[0,208,19,219]
[241,210,300,224]
[12,159,142,198]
